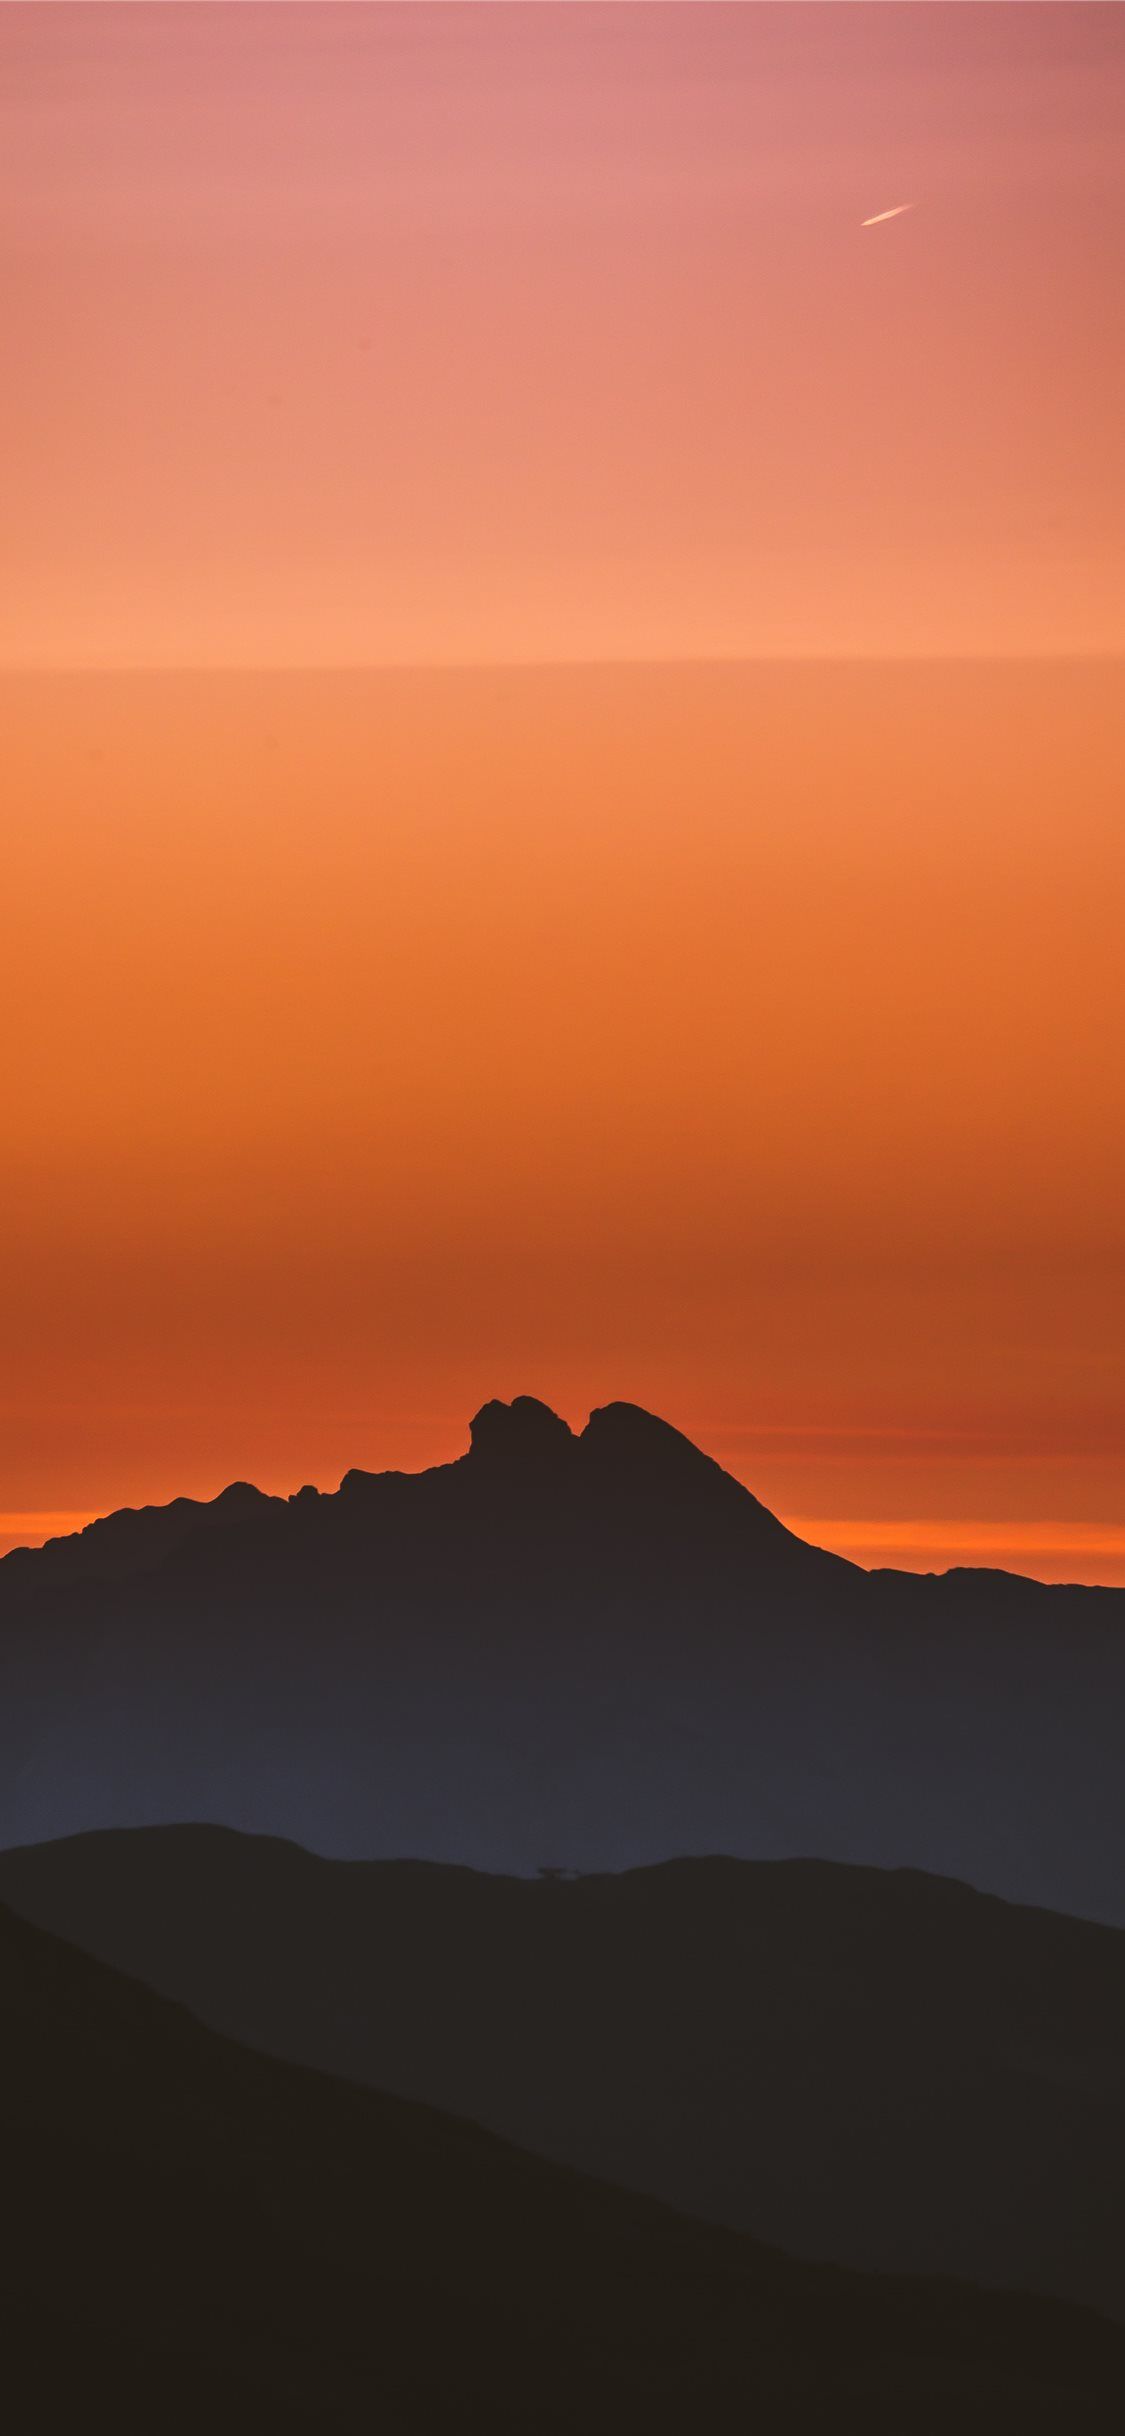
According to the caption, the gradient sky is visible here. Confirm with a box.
[3,6,1124,1579]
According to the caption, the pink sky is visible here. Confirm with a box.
[3,4,1124,664]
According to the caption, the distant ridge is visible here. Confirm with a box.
[0,1398,1122,1921]
[0,1476,279,1588]
[2,1885,1124,2431]
[3,1826,1122,2323]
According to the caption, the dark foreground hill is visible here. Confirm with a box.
[2,1895,1125,2434]
[2,1397,1122,1920]
[4,1826,1123,2325]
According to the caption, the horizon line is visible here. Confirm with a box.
[4,1502,1123,1593]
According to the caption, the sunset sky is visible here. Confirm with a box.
[3,5,1123,1579]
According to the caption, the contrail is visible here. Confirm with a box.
[862,204,914,228]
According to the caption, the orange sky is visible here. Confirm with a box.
[2,8,1123,1580]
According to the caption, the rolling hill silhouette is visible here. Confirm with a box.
[2,1890,1124,2433]
[3,1826,1121,2323]
[1,1397,1122,1920]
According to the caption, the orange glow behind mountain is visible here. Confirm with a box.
[2,8,1123,1579]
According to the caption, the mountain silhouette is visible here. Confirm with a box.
[3,1825,1121,2323]
[2,1890,1124,2433]
[1,1398,1122,1921]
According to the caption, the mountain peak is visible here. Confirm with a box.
[212,1480,271,1514]
[468,1396,575,1466]
[582,1402,704,1462]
